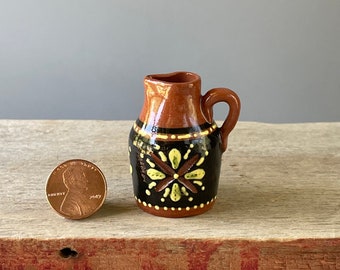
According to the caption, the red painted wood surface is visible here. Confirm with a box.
[1,238,340,269]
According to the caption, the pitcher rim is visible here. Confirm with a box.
[145,71,200,85]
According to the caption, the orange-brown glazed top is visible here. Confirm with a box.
[139,71,208,128]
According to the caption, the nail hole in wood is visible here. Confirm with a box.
[59,247,78,258]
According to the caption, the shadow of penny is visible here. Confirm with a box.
[89,201,137,220]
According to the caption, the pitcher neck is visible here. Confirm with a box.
[139,71,207,128]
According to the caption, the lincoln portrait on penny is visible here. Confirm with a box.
[60,165,93,218]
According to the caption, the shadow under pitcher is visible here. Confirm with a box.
[129,71,240,217]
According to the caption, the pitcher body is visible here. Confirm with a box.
[129,71,240,217]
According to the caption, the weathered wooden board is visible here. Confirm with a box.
[1,238,340,269]
[0,120,339,269]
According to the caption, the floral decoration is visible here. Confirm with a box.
[146,148,205,202]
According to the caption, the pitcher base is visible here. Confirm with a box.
[135,197,216,218]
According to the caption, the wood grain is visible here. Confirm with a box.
[0,120,339,269]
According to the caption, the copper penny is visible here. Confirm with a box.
[46,159,107,219]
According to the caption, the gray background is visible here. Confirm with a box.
[0,0,339,122]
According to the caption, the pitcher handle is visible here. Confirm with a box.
[201,88,241,152]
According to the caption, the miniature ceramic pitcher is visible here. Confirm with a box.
[129,71,240,217]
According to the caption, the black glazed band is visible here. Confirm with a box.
[135,119,214,135]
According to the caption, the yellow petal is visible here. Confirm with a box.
[170,183,181,202]
[169,148,181,169]
[147,168,166,180]
[184,169,205,180]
